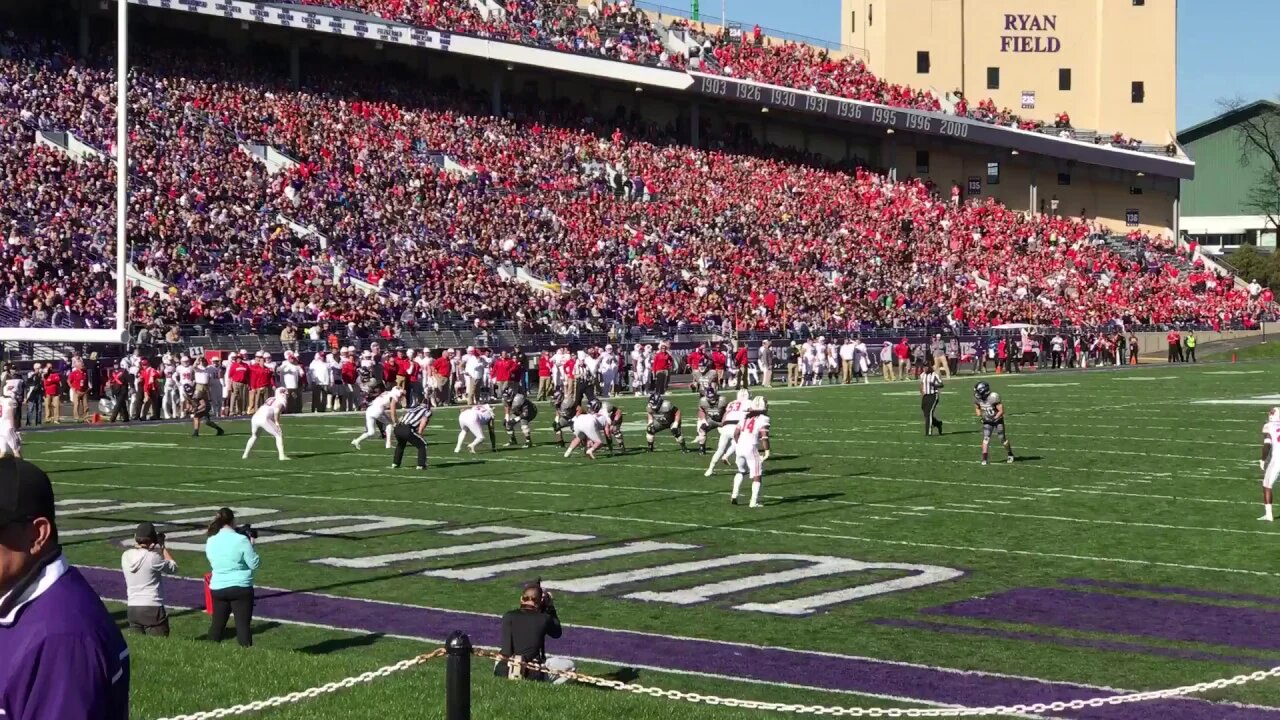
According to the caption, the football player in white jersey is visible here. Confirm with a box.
[0,382,22,458]
[242,387,290,461]
[455,403,497,453]
[629,344,644,395]
[800,340,816,386]
[564,399,610,459]
[1259,407,1280,521]
[175,355,196,408]
[352,387,403,451]
[2,374,23,408]
[551,348,568,393]
[705,389,750,477]
[600,345,618,398]
[731,397,771,507]
[639,345,654,393]
[161,354,182,419]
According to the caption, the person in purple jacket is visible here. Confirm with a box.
[0,458,129,720]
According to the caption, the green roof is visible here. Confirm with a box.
[1178,100,1279,145]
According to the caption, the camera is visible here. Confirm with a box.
[155,532,166,545]
[235,524,259,540]
[526,577,553,612]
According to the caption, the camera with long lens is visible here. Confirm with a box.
[235,524,259,540]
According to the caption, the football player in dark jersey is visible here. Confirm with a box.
[189,383,224,438]
[549,388,578,448]
[606,399,626,452]
[695,384,730,454]
[974,382,1015,465]
[502,386,538,448]
[646,392,687,453]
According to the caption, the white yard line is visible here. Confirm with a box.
[925,506,1280,537]
[34,451,1250,511]
[48,472,1280,578]
[765,436,1247,464]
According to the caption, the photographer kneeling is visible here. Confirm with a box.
[121,521,178,636]
[495,581,575,683]
[205,507,260,647]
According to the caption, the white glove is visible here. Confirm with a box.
[762,449,770,462]
[1261,460,1267,472]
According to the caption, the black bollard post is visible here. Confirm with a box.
[445,631,472,720]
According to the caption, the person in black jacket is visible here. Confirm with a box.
[23,367,44,426]
[495,582,575,683]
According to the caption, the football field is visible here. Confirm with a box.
[29,361,1280,719]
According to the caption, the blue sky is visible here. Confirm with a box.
[670,0,1276,129]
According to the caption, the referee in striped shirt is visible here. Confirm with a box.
[920,365,944,436]
[392,402,433,470]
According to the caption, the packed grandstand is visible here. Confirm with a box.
[0,1,1270,342]
[292,0,1152,148]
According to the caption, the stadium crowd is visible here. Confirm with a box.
[0,29,1268,344]
[286,0,1157,148]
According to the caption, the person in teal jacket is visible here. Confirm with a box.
[205,507,261,647]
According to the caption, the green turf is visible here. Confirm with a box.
[31,362,1280,717]
[1201,340,1280,362]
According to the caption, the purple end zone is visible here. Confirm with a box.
[875,618,1276,668]
[77,567,1280,719]
[927,587,1280,652]
[1062,578,1280,607]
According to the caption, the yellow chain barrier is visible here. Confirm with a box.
[156,648,447,720]
[473,649,1280,718]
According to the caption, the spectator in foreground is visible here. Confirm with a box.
[121,521,178,636]
[205,507,260,647]
[0,458,130,719]
[495,581,574,683]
